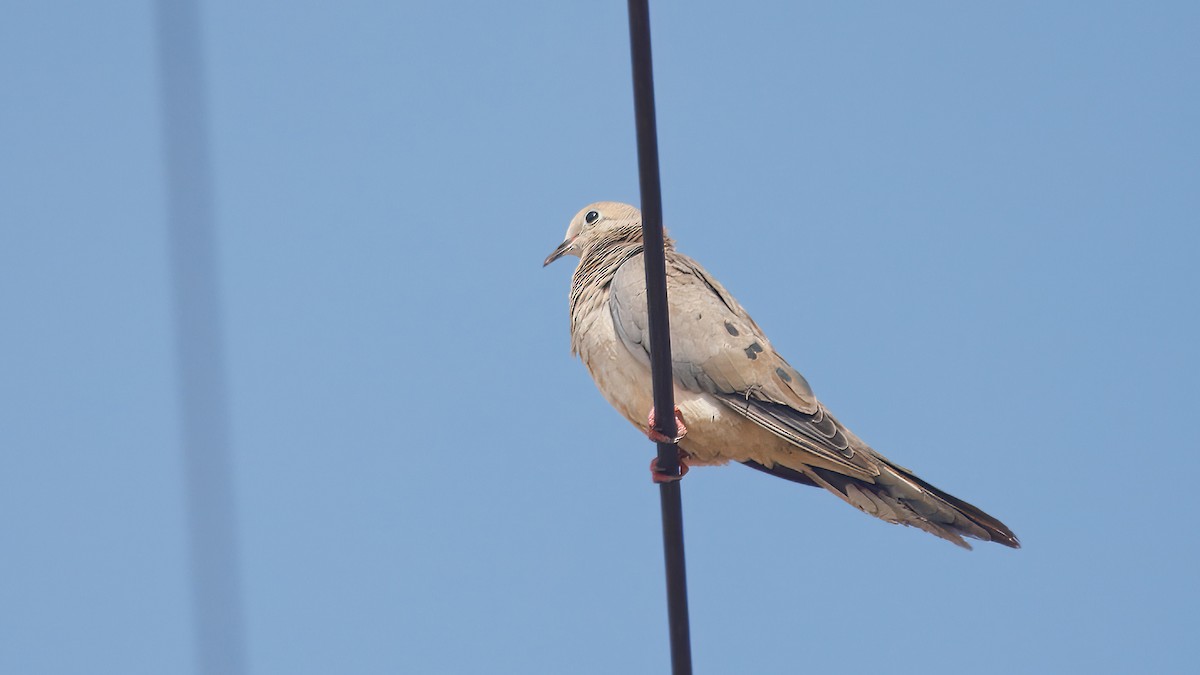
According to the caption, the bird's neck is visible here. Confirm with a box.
[566,225,676,353]
[566,240,642,353]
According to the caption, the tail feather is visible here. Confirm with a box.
[746,457,1020,550]
[742,460,819,487]
[806,466,976,549]
[894,466,1021,549]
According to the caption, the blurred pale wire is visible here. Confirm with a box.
[155,1,247,673]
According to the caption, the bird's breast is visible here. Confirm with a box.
[572,293,789,468]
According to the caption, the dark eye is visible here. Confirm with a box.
[585,210,601,225]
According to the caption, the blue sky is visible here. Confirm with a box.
[2,2,1198,673]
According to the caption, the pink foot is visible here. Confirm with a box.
[646,406,688,444]
[650,453,691,483]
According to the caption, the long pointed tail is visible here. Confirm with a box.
[744,459,1019,549]
[812,462,1020,549]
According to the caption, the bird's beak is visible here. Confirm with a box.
[543,238,574,267]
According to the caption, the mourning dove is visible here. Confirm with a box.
[544,201,1019,549]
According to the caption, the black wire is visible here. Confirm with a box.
[626,2,693,673]
[155,2,248,673]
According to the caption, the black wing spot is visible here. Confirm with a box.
[744,342,764,360]
[724,321,739,336]
[775,367,792,383]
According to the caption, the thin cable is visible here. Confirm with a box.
[155,2,248,673]
[626,1,693,673]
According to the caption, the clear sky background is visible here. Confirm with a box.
[2,2,1198,674]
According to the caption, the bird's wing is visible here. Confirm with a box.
[609,252,879,480]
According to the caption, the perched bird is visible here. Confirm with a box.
[544,201,1019,549]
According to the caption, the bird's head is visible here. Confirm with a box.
[543,201,644,267]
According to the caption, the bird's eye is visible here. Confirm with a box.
[585,210,601,225]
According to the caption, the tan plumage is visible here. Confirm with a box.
[545,201,1019,549]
